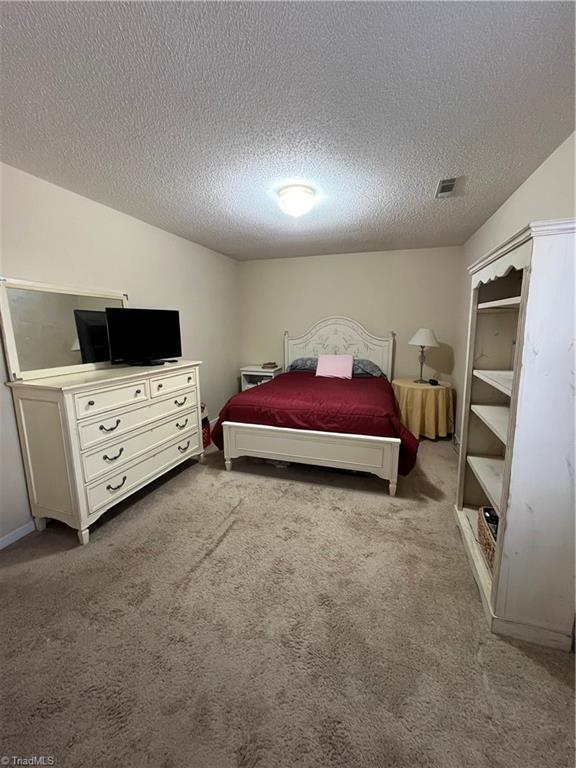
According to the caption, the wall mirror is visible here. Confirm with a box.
[0,277,127,381]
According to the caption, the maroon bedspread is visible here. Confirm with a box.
[212,372,418,475]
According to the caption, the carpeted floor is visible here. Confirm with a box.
[1,441,573,768]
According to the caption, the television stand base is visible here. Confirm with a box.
[127,360,166,366]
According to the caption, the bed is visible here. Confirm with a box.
[212,317,418,495]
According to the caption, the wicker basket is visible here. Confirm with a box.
[477,507,496,572]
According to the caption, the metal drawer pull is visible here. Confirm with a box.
[187,376,192,383]
[135,388,142,395]
[178,441,191,453]
[106,476,127,492]
[174,396,187,406]
[157,383,163,389]
[176,419,188,430]
[99,419,121,433]
[103,447,124,462]
[87,400,95,406]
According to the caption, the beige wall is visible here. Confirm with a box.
[239,247,464,383]
[0,163,241,541]
[0,349,31,541]
[463,133,575,268]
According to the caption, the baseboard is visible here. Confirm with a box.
[491,615,573,651]
[0,519,35,550]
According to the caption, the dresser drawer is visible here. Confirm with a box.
[150,369,196,398]
[78,388,198,449]
[75,381,148,420]
[81,415,197,483]
[87,431,201,513]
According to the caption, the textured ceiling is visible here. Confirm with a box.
[1,2,574,260]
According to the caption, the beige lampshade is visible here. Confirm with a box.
[409,328,439,348]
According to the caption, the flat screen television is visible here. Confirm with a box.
[74,310,111,363]
[105,308,182,365]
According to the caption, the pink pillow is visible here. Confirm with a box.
[316,354,353,379]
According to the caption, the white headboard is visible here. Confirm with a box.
[284,316,395,379]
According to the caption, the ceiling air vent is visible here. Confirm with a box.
[435,177,457,198]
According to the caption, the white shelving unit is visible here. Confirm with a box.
[455,219,575,651]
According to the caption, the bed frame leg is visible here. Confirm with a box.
[225,458,232,471]
[389,480,397,497]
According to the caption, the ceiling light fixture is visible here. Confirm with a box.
[277,185,315,217]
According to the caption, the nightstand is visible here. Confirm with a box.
[240,365,283,392]
[392,378,454,439]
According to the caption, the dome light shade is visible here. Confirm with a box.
[277,185,315,217]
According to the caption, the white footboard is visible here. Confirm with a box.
[222,421,400,495]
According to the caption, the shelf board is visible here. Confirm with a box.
[477,296,521,311]
[467,455,504,514]
[471,404,510,445]
[454,506,493,620]
[473,369,513,397]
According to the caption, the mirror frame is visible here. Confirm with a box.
[0,276,128,381]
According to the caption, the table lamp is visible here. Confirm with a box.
[409,328,439,383]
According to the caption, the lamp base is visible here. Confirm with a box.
[414,347,427,384]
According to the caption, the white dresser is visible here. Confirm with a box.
[8,361,203,544]
[0,275,204,546]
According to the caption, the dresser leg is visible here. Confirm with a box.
[225,458,232,471]
[389,480,397,497]
[198,452,205,464]
[34,517,47,532]
[77,528,90,546]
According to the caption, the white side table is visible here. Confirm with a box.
[240,365,283,392]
